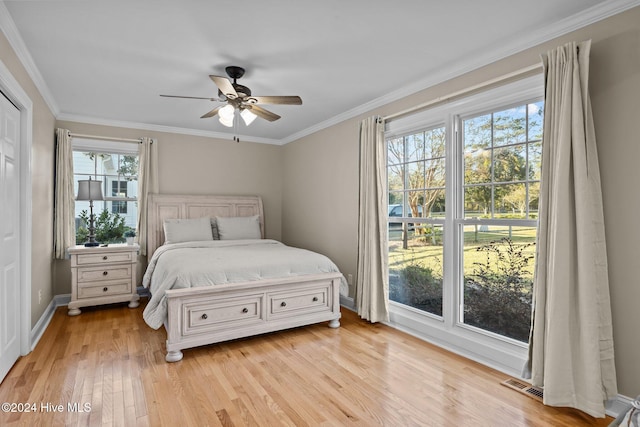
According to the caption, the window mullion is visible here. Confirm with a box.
[444,114,460,329]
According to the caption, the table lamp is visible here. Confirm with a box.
[76,177,104,247]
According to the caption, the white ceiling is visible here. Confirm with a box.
[2,0,638,144]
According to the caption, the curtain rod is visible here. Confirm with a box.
[68,132,143,143]
[383,63,543,122]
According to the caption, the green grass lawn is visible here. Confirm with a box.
[388,225,537,278]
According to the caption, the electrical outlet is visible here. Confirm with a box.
[347,274,353,285]
[38,289,42,305]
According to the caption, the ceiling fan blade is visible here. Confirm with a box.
[160,94,218,101]
[250,105,281,122]
[209,75,238,99]
[200,106,222,119]
[246,96,302,105]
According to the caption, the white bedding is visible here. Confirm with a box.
[142,239,348,329]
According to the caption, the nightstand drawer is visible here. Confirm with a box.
[76,251,134,266]
[77,280,132,299]
[77,265,132,283]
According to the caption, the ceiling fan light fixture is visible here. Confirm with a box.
[218,104,235,127]
[219,104,235,118]
[219,115,234,127]
[240,109,257,126]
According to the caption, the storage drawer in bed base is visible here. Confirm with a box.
[162,273,343,362]
[182,294,264,336]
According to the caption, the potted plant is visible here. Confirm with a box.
[124,229,136,245]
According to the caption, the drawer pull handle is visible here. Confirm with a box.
[103,271,108,276]
[242,308,249,313]
[103,256,108,260]
[312,297,318,302]
[103,287,108,292]
[201,313,208,320]
[280,301,287,307]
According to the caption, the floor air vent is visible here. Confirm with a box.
[501,378,544,402]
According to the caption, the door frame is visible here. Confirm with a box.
[0,58,33,356]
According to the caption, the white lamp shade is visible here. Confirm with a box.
[218,104,235,127]
[76,179,104,201]
[219,104,234,118]
[219,115,234,127]
[240,109,257,126]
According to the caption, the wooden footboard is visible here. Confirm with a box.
[163,272,342,362]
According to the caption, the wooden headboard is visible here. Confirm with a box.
[147,194,264,257]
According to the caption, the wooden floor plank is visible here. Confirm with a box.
[0,302,613,426]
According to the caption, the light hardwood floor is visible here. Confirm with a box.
[0,302,612,426]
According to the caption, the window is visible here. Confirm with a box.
[72,139,139,244]
[461,102,542,342]
[388,126,446,316]
[385,75,543,371]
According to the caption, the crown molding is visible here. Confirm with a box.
[0,1,59,116]
[281,0,640,145]
[56,113,282,146]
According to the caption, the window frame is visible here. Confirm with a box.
[72,138,139,233]
[384,74,544,375]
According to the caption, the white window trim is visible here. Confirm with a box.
[385,74,543,376]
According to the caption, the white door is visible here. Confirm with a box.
[0,92,21,383]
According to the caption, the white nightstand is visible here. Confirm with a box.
[67,244,140,316]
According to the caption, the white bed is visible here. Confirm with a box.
[144,194,345,362]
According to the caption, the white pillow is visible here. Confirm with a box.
[163,217,213,244]
[216,215,261,240]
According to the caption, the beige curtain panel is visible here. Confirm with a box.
[53,128,75,259]
[525,40,617,418]
[136,137,158,257]
[356,116,389,323]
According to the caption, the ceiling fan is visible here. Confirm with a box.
[160,66,302,128]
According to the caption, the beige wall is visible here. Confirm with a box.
[282,7,640,398]
[281,119,359,283]
[0,32,56,328]
[53,120,283,295]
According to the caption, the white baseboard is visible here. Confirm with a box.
[29,293,71,351]
[607,394,635,419]
[339,294,355,311]
[29,297,57,352]
[54,293,71,306]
